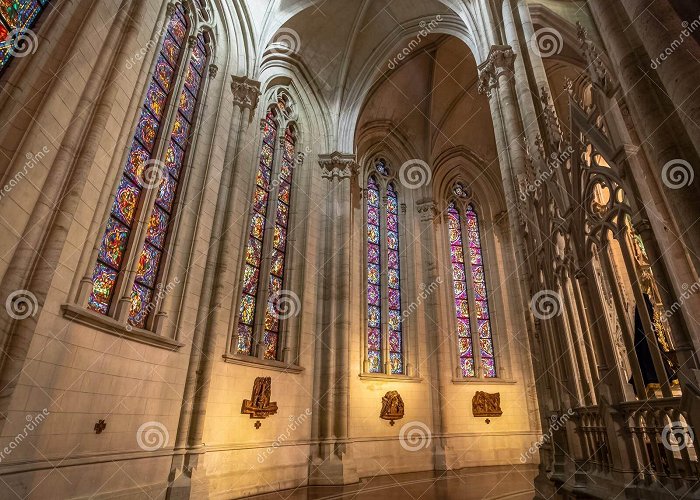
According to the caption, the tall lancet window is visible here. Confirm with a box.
[447,183,496,378]
[366,160,404,375]
[235,96,298,361]
[88,5,210,329]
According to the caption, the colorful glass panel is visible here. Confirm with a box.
[466,206,496,377]
[128,31,209,327]
[235,111,278,355]
[89,5,190,318]
[366,176,382,373]
[262,126,296,360]
[448,203,475,377]
[386,184,403,374]
[0,0,49,73]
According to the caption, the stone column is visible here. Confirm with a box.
[416,200,448,470]
[167,76,260,500]
[308,152,358,485]
[586,0,700,267]
[620,0,700,157]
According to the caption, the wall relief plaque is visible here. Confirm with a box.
[380,390,404,425]
[241,377,278,428]
[472,391,503,417]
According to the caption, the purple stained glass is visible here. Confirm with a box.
[368,351,381,373]
[145,81,167,120]
[167,14,186,44]
[161,33,181,67]
[111,176,140,226]
[170,113,190,147]
[375,160,389,176]
[387,268,399,288]
[367,205,379,225]
[135,243,162,288]
[368,328,381,351]
[275,201,289,227]
[386,184,403,374]
[164,141,184,179]
[387,231,398,250]
[263,332,278,360]
[388,288,401,310]
[146,205,169,249]
[236,112,278,355]
[128,282,153,328]
[191,42,207,75]
[367,264,380,285]
[154,55,175,93]
[135,109,159,151]
[368,243,380,265]
[88,263,117,314]
[368,305,381,328]
[125,142,151,186]
[461,356,475,377]
[387,212,398,232]
[156,174,177,212]
[184,65,201,94]
[466,206,496,377]
[98,218,129,269]
[368,284,380,306]
[178,87,196,122]
[274,225,286,251]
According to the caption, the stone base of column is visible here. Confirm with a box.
[308,441,359,485]
[165,449,208,500]
[433,440,449,471]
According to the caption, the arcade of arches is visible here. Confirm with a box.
[0,0,699,499]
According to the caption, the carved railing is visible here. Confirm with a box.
[572,406,612,474]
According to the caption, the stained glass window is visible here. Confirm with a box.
[235,111,278,355]
[128,32,209,328]
[366,176,382,373]
[0,0,50,74]
[465,205,496,377]
[89,6,209,328]
[447,201,496,378]
[386,183,403,374]
[366,173,404,374]
[262,126,296,360]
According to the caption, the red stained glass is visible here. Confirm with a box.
[275,201,288,227]
[368,243,380,264]
[278,181,290,205]
[167,14,186,44]
[245,237,262,267]
[161,33,181,67]
[125,143,151,186]
[135,243,161,288]
[111,176,140,226]
[274,225,286,251]
[368,328,381,351]
[368,284,380,306]
[263,331,278,360]
[242,265,259,295]
[249,212,265,240]
[270,249,284,277]
[0,0,41,30]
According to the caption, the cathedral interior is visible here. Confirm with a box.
[0,0,699,499]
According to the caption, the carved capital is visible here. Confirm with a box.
[188,35,198,49]
[416,200,439,222]
[231,75,261,111]
[478,45,516,97]
[318,151,358,180]
[576,21,618,96]
[208,64,218,78]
